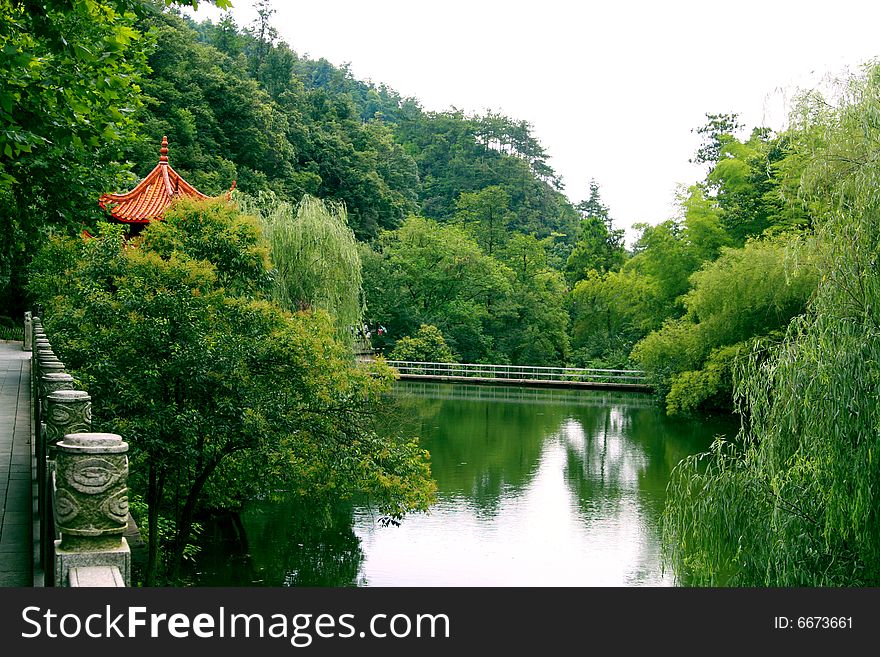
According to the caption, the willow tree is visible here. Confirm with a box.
[662,64,880,586]
[237,191,364,341]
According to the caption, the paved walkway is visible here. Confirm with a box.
[0,341,33,587]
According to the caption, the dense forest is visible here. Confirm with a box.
[4,0,880,585]
[2,0,810,415]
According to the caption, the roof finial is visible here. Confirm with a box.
[160,135,169,164]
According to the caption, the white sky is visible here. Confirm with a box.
[184,1,880,242]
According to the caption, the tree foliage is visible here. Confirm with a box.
[569,269,659,368]
[391,107,580,240]
[691,112,744,167]
[362,216,511,363]
[454,185,512,257]
[632,235,817,413]
[30,198,434,585]
[0,0,150,315]
[388,324,457,363]
[564,180,625,284]
[663,63,880,585]
[237,191,364,339]
[494,234,570,366]
[128,9,421,240]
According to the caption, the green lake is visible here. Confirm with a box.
[193,381,738,586]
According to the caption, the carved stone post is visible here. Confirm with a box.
[34,342,52,371]
[44,390,91,455]
[40,372,76,400]
[23,311,32,351]
[36,350,62,376]
[53,433,131,586]
[36,349,62,380]
[37,369,76,416]
[33,349,61,465]
[36,359,67,456]
[34,346,58,360]
[36,373,76,537]
[35,342,53,369]
[41,388,90,578]
[32,317,44,399]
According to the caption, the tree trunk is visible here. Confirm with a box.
[169,453,227,581]
[146,461,165,586]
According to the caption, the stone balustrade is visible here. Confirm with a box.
[26,315,130,587]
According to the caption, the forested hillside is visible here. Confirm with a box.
[0,0,855,417]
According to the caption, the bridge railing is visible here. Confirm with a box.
[385,360,648,385]
[396,381,658,407]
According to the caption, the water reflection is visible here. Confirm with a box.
[194,382,737,586]
[354,383,736,586]
[193,502,364,586]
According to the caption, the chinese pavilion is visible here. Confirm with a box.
[98,136,208,235]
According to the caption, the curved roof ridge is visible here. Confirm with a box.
[98,136,209,224]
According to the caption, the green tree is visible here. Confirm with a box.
[624,220,695,319]
[137,9,420,241]
[125,9,298,197]
[677,185,732,262]
[200,11,246,59]
[569,269,656,368]
[691,112,744,167]
[454,185,512,256]
[237,191,365,339]
[0,0,150,316]
[632,235,816,413]
[565,180,625,284]
[388,324,457,363]
[622,186,731,322]
[707,128,811,243]
[494,234,570,365]
[0,0,232,316]
[246,0,278,74]
[392,108,580,240]
[298,89,420,239]
[362,216,512,362]
[663,64,880,585]
[30,198,434,584]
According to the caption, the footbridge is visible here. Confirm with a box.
[385,361,651,392]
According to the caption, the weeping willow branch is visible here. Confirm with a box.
[236,191,365,342]
[663,63,880,587]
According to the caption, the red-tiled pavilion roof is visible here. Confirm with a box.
[98,136,207,223]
